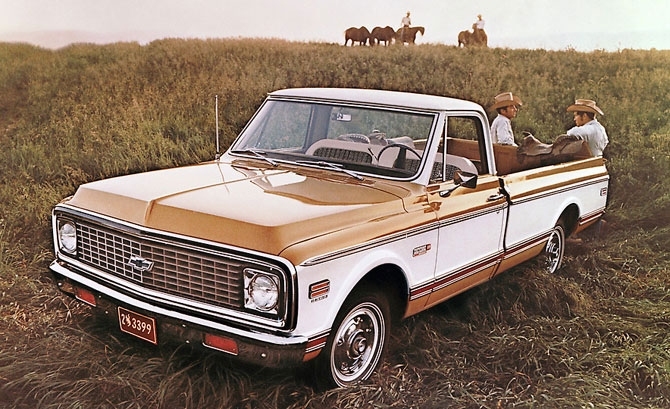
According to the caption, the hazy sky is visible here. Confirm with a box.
[1,0,669,51]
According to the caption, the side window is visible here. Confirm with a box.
[431,116,487,183]
[441,116,489,175]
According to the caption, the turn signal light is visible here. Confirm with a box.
[203,333,239,355]
[74,286,97,307]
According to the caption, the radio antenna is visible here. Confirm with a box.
[215,94,221,160]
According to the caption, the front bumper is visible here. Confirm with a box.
[50,260,312,369]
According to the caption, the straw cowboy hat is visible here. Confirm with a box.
[567,99,604,115]
[491,92,523,110]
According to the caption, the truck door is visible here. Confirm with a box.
[424,115,507,309]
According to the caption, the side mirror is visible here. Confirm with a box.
[454,171,478,188]
[440,171,478,197]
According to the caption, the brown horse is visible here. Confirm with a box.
[370,26,396,46]
[395,26,425,44]
[457,30,471,47]
[344,26,371,46]
[458,27,487,47]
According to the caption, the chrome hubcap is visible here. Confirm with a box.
[545,227,564,273]
[332,303,384,384]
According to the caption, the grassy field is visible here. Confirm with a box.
[1,39,669,408]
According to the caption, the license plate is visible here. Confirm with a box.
[118,307,158,345]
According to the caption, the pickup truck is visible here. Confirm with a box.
[50,88,609,388]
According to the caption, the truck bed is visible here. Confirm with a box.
[446,137,593,176]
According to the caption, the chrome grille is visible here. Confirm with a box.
[77,222,244,309]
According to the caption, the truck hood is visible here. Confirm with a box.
[67,160,410,255]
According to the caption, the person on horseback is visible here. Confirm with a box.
[400,11,411,43]
[473,14,486,45]
[474,14,485,30]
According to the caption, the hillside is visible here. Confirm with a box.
[0,39,669,408]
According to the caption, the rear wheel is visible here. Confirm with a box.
[544,222,566,274]
[316,288,390,388]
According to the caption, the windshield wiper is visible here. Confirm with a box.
[230,148,278,166]
[296,160,364,181]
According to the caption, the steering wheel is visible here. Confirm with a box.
[337,134,370,143]
[377,143,422,169]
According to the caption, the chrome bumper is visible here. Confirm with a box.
[50,260,309,368]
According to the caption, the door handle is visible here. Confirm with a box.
[487,193,505,202]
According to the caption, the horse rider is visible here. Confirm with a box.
[473,14,485,44]
[401,11,411,42]
[474,14,485,30]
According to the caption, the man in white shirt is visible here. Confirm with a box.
[401,11,411,28]
[475,14,485,30]
[400,11,411,43]
[566,99,609,157]
[490,92,523,146]
[472,14,487,46]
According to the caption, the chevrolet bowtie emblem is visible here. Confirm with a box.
[127,255,154,272]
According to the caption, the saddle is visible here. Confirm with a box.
[516,134,592,167]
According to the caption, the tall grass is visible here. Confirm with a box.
[1,39,669,408]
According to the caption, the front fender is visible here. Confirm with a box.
[292,244,427,337]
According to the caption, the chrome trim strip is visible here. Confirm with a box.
[301,220,438,266]
[438,203,508,227]
[53,204,298,330]
[54,203,296,269]
[410,253,502,300]
[51,261,307,346]
[56,256,286,329]
[302,202,507,266]
[578,208,606,226]
[508,175,610,205]
[305,330,330,353]
[502,231,550,260]
[409,228,557,301]
[304,174,606,267]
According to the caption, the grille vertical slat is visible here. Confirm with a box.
[77,223,244,309]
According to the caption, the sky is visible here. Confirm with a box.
[1,0,670,51]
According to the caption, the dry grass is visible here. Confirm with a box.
[1,39,669,408]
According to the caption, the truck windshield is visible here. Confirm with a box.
[230,99,437,180]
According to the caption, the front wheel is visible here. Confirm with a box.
[543,222,566,274]
[315,289,390,388]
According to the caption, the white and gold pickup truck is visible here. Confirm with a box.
[50,88,609,387]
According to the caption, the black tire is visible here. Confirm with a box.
[315,288,391,388]
[543,222,566,274]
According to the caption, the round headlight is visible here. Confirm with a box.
[58,221,77,254]
[248,274,279,312]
